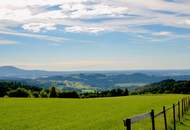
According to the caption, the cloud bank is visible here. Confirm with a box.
[0,0,190,36]
[0,39,17,45]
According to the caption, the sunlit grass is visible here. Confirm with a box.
[0,95,186,130]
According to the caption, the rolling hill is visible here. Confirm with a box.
[1,66,190,90]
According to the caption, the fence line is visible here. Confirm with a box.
[123,96,190,130]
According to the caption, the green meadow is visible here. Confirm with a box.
[0,95,187,130]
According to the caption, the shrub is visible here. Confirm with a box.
[32,91,39,98]
[39,89,48,98]
[58,91,79,98]
[7,88,30,97]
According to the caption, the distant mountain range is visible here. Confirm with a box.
[1,66,190,90]
[1,66,190,78]
[0,66,66,79]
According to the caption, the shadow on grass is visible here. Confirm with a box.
[179,122,189,126]
[176,115,190,129]
[184,113,190,116]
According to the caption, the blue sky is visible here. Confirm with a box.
[0,0,190,71]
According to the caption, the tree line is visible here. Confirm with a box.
[132,79,190,95]
[2,79,189,97]
[0,81,129,98]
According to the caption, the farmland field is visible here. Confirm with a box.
[0,95,187,130]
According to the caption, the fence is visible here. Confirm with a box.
[123,96,190,130]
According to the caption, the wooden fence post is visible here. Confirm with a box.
[182,99,184,117]
[187,97,189,111]
[178,101,180,122]
[186,98,187,111]
[184,98,185,113]
[189,97,190,109]
[185,98,186,112]
[163,106,167,130]
[186,97,187,108]
[189,97,190,108]
[187,97,188,111]
[125,119,131,130]
[173,104,176,130]
[186,97,187,112]
[183,98,185,114]
[122,97,190,130]
[151,109,155,130]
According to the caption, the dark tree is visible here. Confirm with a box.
[116,88,123,96]
[110,89,117,96]
[134,80,190,94]
[123,88,129,96]
[49,87,57,97]
[58,91,79,98]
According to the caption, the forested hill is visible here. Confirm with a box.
[0,81,41,97]
[134,80,190,94]
[1,66,190,90]
[1,73,190,90]
[1,80,190,98]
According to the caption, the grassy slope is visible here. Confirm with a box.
[0,95,186,130]
[177,111,190,130]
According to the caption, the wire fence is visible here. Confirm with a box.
[123,96,190,130]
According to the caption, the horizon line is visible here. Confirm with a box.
[1,65,190,72]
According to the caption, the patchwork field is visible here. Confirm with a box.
[0,95,187,130]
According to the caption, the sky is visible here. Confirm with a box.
[0,0,190,71]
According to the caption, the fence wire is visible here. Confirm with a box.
[123,96,190,130]
[131,116,152,130]
[155,112,165,130]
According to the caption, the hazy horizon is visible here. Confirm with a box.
[1,65,190,72]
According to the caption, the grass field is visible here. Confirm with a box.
[177,111,190,130]
[0,95,187,130]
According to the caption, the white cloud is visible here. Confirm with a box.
[0,39,17,45]
[61,3,128,19]
[0,0,129,33]
[65,26,107,33]
[0,30,66,44]
[22,22,56,32]
[184,19,190,25]
[153,31,173,37]
[0,0,190,34]
[0,30,99,44]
